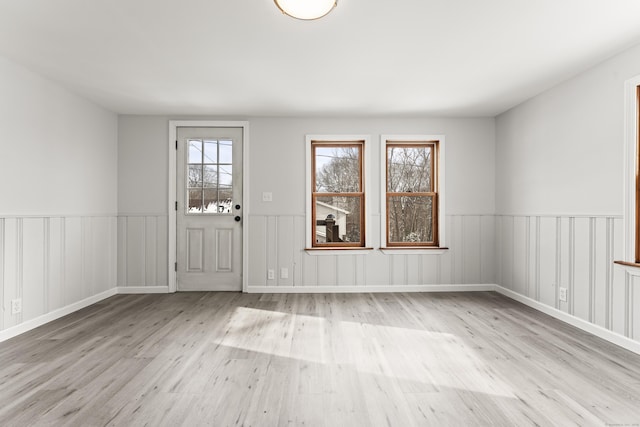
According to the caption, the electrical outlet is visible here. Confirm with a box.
[280,268,289,279]
[262,192,273,202]
[267,269,275,280]
[559,287,567,302]
[11,298,22,315]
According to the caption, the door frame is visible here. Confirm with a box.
[168,120,250,293]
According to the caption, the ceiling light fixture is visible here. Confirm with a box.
[274,0,338,20]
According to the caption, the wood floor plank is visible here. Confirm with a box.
[1,291,640,426]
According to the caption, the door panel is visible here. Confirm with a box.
[177,127,243,291]
[186,228,204,272]
[216,228,233,272]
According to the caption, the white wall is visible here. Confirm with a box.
[496,44,640,216]
[495,42,640,343]
[117,116,496,290]
[0,55,118,337]
[118,116,169,215]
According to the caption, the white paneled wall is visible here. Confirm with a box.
[0,216,116,334]
[117,215,168,290]
[496,215,640,342]
[248,214,496,290]
[115,214,494,291]
[115,214,495,291]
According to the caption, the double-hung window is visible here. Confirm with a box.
[307,137,367,248]
[633,85,640,264]
[381,136,445,249]
[619,78,640,267]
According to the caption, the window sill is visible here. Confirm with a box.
[305,247,374,256]
[380,247,449,255]
[614,260,640,276]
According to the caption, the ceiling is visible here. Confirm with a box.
[2,0,640,117]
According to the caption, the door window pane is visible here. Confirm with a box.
[203,165,217,188]
[188,165,203,187]
[186,138,234,215]
[219,140,233,163]
[188,189,203,213]
[203,140,218,163]
[219,165,232,187]
[189,140,202,163]
[203,188,220,213]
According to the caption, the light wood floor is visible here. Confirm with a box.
[1,292,640,426]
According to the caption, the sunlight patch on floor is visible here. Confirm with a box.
[213,306,517,399]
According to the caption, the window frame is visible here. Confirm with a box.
[635,84,640,263]
[380,135,446,251]
[621,77,640,267]
[306,135,372,252]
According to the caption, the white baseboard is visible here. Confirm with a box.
[245,284,495,294]
[3,284,638,357]
[494,285,640,356]
[117,286,170,294]
[0,288,118,343]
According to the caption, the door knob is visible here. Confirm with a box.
[235,204,241,210]
[234,216,241,222]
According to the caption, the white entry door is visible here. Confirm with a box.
[176,127,243,291]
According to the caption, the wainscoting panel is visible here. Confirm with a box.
[628,276,640,341]
[0,215,117,334]
[117,215,169,288]
[22,218,45,322]
[145,216,158,284]
[612,219,626,337]
[512,216,528,297]
[593,218,609,328]
[276,216,295,287]
[363,251,390,287]
[2,218,19,329]
[573,218,591,321]
[247,216,267,286]
[125,216,145,286]
[64,217,84,305]
[538,217,557,309]
[246,214,495,290]
[495,214,639,341]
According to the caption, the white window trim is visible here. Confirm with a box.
[380,135,446,253]
[305,134,372,254]
[623,76,640,264]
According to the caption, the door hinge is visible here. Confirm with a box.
[175,140,178,150]
[175,201,178,211]
[174,262,177,272]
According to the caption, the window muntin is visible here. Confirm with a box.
[385,142,438,246]
[311,141,365,247]
[186,139,233,214]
